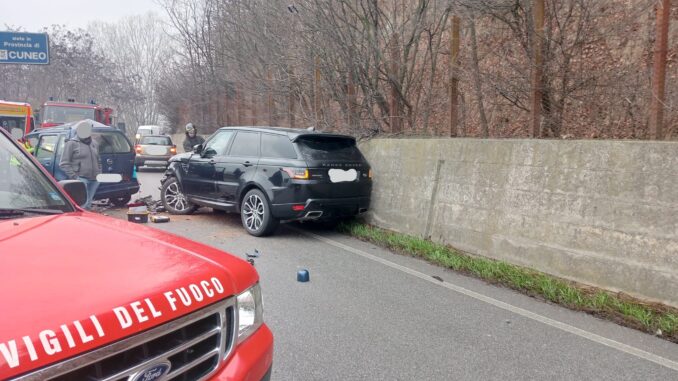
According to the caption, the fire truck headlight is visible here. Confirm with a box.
[236,283,264,343]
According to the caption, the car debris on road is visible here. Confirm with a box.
[150,215,170,223]
[297,269,310,282]
[133,195,166,213]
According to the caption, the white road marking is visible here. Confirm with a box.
[297,228,678,373]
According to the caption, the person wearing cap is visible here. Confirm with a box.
[59,119,101,210]
[182,123,205,152]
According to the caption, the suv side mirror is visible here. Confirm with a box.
[58,180,87,206]
[193,144,203,154]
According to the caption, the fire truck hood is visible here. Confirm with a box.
[0,212,257,379]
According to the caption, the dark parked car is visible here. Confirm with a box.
[134,134,176,170]
[160,127,372,236]
[26,121,140,206]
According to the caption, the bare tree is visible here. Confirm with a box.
[89,13,175,130]
[152,0,676,139]
[0,25,133,118]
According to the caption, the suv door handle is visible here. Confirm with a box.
[243,161,253,167]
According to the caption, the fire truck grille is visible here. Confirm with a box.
[16,299,236,381]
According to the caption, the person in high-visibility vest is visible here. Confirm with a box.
[23,140,34,154]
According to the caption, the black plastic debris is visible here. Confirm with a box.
[133,195,165,213]
[91,199,114,213]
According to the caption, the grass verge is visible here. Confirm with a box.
[337,221,678,344]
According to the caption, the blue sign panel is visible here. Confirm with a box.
[0,31,49,65]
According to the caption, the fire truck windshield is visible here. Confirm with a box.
[0,102,32,139]
[0,116,26,135]
[43,106,95,124]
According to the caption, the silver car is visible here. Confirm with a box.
[134,135,176,170]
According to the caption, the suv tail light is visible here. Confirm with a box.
[282,167,309,180]
[170,145,177,154]
[135,145,142,154]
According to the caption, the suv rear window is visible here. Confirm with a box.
[140,136,171,145]
[261,134,297,159]
[93,132,132,154]
[295,136,363,161]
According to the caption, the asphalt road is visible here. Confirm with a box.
[105,170,678,380]
[133,167,164,200]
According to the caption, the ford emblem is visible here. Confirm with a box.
[130,361,171,381]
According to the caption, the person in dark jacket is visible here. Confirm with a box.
[182,123,205,152]
[59,120,101,209]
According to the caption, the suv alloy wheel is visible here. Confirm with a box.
[240,189,278,236]
[161,177,198,215]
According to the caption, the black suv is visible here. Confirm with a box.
[160,127,372,236]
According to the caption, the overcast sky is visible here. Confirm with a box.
[1,0,164,32]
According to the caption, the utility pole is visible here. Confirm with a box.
[250,92,258,126]
[530,0,545,138]
[470,18,489,138]
[224,88,232,126]
[649,0,670,140]
[288,92,296,128]
[314,56,321,127]
[449,15,460,137]
[267,69,275,126]
[347,71,358,130]
[235,83,243,126]
[288,70,296,128]
[389,33,402,134]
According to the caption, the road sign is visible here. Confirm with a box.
[0,31,49,65]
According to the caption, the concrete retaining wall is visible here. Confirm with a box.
[359,138,678,306]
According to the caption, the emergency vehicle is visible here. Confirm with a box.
[0,101,34,140]
[40,99,114,128]
[0,126,274,380]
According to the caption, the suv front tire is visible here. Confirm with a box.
[161,177,198,215]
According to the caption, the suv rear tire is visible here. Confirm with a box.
[240,189,278,236]
[161,177,198,215]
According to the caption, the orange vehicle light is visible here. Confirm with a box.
[282,167,309,180]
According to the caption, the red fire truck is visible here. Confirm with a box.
[40,99,114,128]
